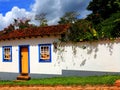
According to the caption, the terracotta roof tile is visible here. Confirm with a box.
[0,24,70,40]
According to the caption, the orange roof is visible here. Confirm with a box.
[0,24,70,40]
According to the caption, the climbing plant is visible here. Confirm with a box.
[60,19,98,42]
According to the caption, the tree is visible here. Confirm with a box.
[14,19,32,29]
[35,13,48,26]
[97,12,120,39]
[59,19,97,42]
[2,18,34,34]
[58,11,98,42]
[68,19,98,42]
[58,11,79,24]
[87,0,120,25]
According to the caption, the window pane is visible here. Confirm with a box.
[40,45,50,60]
[3,47,11,60]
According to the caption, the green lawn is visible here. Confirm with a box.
[0,75,120,86]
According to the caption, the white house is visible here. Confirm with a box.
[0,24,120,80]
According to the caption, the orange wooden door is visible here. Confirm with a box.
[21,47,28,74]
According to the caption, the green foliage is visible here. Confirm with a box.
[14,19,34,29]
[1,19,35,35]
[68,19,98,42]
[85,0,120,41]
[0,75,120,86]
[58,11,99,42]
[86,13,104,25]
[40,19,48,26]
[97,12,120,39]
[87,0,120,25]
[58,4,120,42]
[58,11,79,24]
[19,20,31,29]
[35,13,48,26]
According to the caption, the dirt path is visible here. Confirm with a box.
[0,85,120,90]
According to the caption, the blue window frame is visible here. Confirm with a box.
[2,46,12,62]
[38,44,51,62]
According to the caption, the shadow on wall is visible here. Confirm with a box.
[80,59,86,66]
[78,40,114,58]
[53,40,115,67]
[70,40,114,56]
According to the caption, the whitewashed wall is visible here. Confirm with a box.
[0,36,120,78]
[0,36,59,74]
[54,40,120,73]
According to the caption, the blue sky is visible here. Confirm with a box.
[0,0,92,30]
[0,0,34,15]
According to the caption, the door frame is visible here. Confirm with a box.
[18,45,30,74]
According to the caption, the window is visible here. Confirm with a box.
[2,46,12,62]
[39,44,51,62]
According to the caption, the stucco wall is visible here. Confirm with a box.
[55,41,120,73]
[0,36,120,80]
[0,36,60,74]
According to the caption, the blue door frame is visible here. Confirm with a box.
[18,45,30,74]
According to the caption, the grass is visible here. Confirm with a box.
[0,75,120,86]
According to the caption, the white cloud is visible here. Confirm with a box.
[0,0,92,30]
[0,6,34,30]
[0,14,6,30]
[31,0,92,25]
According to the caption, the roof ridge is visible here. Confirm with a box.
[0,24,70,40]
